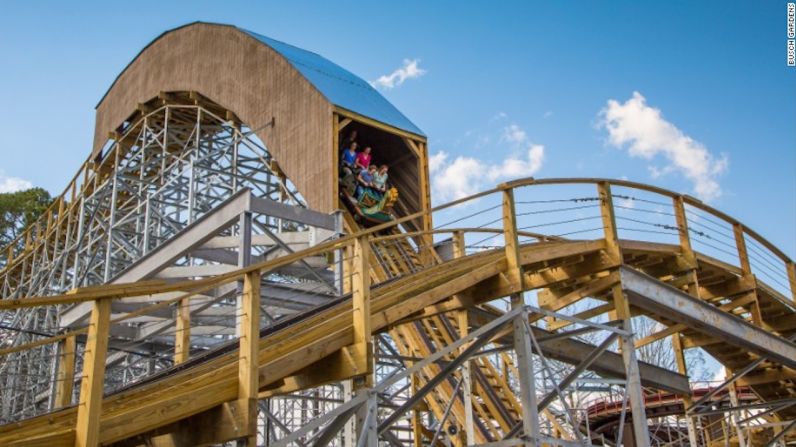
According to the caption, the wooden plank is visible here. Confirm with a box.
[597,181,622,262]
[74,298,112,447]
[174,298,191,364]
[54,335,77,409]
[502,188,524,292]
[238,270,261,444]
[733,223,752,275]
[333,113,340,205]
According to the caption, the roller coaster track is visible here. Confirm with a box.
[0,171,794,446]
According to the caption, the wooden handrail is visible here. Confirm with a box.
[2,177,794,309]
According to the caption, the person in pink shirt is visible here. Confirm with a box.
[355,146,372,172]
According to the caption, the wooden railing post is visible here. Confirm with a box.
[54,334,76,409]
[597,182,622,263]
[452,230,465,260]
[502,187,525,294]
[74,298,111,447]
[352,235,374,446]
[174,297,191,364]
[237,270,261,445]
[733,223,752,275]
[788,261,796,304]
[733,223,765,327]
[350,235,373,386]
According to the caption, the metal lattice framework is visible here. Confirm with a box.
[0,93,308,422]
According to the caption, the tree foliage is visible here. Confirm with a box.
[0,187,52,250]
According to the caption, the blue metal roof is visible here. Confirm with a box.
[240,28,425,137]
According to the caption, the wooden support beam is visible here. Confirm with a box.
[673,196,696,267]
[237,270,261,445]
[733,223,768,327]
[733,223,752,275]
[54,334,77,409]
[452,231,465,259]
[338,117,352,131]
[174,298,191,364]
[502,187,524,292]
[416,141,432,266]
[333,114,340,205]
[597,182,622,263]
[74,298,111,447]
[352,235,373,384]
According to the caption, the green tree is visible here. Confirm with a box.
[0,187,52,251]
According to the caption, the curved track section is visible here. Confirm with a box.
[0,174,794,446]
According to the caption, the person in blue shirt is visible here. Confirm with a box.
[341,142,359,176]
[356,165,377,199]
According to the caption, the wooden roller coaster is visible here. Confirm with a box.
[0,22,794,447]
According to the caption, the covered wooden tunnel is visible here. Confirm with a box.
[93,21,431,230]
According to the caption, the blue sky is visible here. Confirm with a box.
[0,1,794,259]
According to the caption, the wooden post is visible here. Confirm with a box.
[418,141,433,266]
[597,182,622,263]
[352,235,374,446]
[410,367,423,447]
[733,223,752,275]
[333,114,340,205]
[54,334,77,409]
[502,187,525,292]
[238,270,261,445]
[788,262,796,304]
[672,196,696,267]
[452,230,465,260]
[352,235,372,363]
[733,223,766,327]
[174,297,191,364]
[599,183,623,323]
[74,298,112,447]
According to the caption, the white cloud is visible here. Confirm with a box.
[428,151,448,174]
[0,174,32,193]
[501,124,528,145]
[431,155,483,201]
[487,145,544,181]
[598,91,728,201]
[431,123,545,202]
[371,59,426,89]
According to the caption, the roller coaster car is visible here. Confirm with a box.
[339,172,399,226]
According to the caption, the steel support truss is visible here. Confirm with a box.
[254,304,650,447]
[0,94,313,423]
